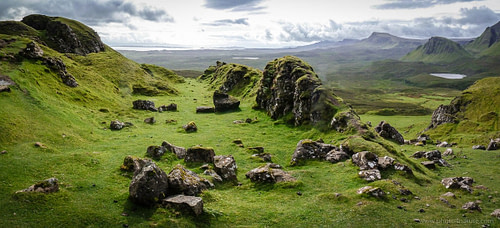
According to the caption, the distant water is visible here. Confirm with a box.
[430,73,467,79]
[112,46,199,51]
[232,57,259,60]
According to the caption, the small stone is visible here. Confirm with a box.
[400,198,408,203]
[144,117,156,124]
[297,191,302,196]
[414,219,420,223]
[397,205,403,209]
[418,209,425,213]
[34,142,47,148]
[121,213,129,217]
[113,200,118,203]
[356,202,363,206]
[123,224,129,227]
[462,201,481,212]
[442,192,456,198]
[1,150,7,154]
[183,121,198,133]
[472,145,486,150]
[491,209,500,218]
[426,204,430,207]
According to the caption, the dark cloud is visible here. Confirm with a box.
[0,0,174,26]
[374,0,483,9]
[204,0,266,11]
[204,18,249,26]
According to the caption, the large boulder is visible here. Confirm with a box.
[146,145,166,160]
[245,163,295,183]
[129,161,169,206]
[184,146,215,163]
[162,195,204,216]
[120,156,149,174]
[358,169,381,182]
[441,177,474,193]
[374,121,404,144]
[133,100,157,111]
[162,141,187,159]
[167,165,213,196]
[213,155,238,182]
[213,91,240,112]
[291,139,337,164]
[330,109,364,133]
[352,151,378,170]
[424,150,441,161]
[15,178,59,194]
[427,103,460,129]
[19,41,43,59]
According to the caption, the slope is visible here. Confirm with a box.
[465,21,500,55]
[401,37,472,63]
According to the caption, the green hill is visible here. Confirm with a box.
[465,21,500,55]
[401,36,472,63]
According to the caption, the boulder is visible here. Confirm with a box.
[144,117,156,124]
[427,103,459,129]
[441,177,474,193]
[245,163,295,183]
[213,155,238,182]
[183,121,198,133]
[411,151,426,158]
[377,156,395,169]
[146,145,166,159]
[472,145,486,150]
[394,163,413,175]
[129,161,168,206]
[374,121,404,144]
[251,153,272,162]
[325,151,349,163]
[159,103,177,112]
[248,146,265,154]
[424,150,441,161]
[133,100,157,112]
[162,141,186,159]
[491,209,500,218]
[196,106,215,113]
[120,156,149,174]
[162,195,204,216]
[358,169,381,182]
[34,142,47,148]
[439,197,456,208]
[437,141,451,147]
[16,178,59,193]
[486,138,499,151]
[203,169,223,183]
[443,148,454,156]
[19,41,43,59]
[357,186,385,198]
[421,161,436,169]
[213,91,240,112]
[330,109,364,133]
[184,146,215,163]
[462,201,481,212]
[352,151,378,170]
[291,139,337,164]
[43,57,78,87]
[167,165,213,196]
[441,192,456,198]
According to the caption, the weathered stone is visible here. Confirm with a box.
[330,109,364,133]
[144,117,156,124]
[146,145,166,159]
[19,41,43,59]
[491,209,500,218]
[374,121,404,144]
[325,151,349,163]
[427,103,460,129]
[352,151,378,170]
[421,161,436,169]
[462,201,481,212]
[183,121,197,133]
[443,148,454,156]
[441,192,456,198]
[472,145,486,150]
[120,156,149,174]
[196,106,214,113]
[159,103,177,112]
[441,177,474,193]
[16,178,59,193]
[167,165,213,196]
[377,156,395,169]
[486,138,499,151]
[358,169,381,182]
[439,197,456,208]
[291,139,337,164]
[43,57,78,87]
[0,150,7,154]
[162,195,204,216]
[245,163,295,183]
[437,141,451,147]
[213,91,240,112]
[129,161,168,206]
[133,100,157,112]
[184,146,215,163]
[110,120,125,130]
[394,163,413,175]
[232,139,243,145]
[436,159,451,167]
[424,150,441,161]
[34,142,47,148]
[203,169,223,183]
[213,155,238,182]
[248,146,265,154]
[252,153,272,162]
[411,151,426,158]
[161,141,186,159]
[357,186,385,198]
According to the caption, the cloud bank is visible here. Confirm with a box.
[374,0,483,9]
[204,0,266,11]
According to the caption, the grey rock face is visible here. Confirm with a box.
[203,169,223,183]
[184,146,215,163]
[110,120,125,130]
[291,139,337,164]
[441,177,474,193]
[133,100,157,112]
[245,163,295,183]
[162,141,187,159]
[357,186,385,198]
[358,169,381,182]
[167,165,213,196]
[19,41,43,59]
[213,91,240,112]
[325,151,349,163]
[424,150,442,161]
[162,194,204,216]
[377,156,395,169]
[146,145,166,159]
[462,201,481,212]
[43,57,78,87]
[129,161,169,206]
[213,155,238,182]
[16,178,59,194]
[394,163,413,175]
[374,121,404,144]
[352,151,378,170]
[427,104,459,129]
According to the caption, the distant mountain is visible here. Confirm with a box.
[357,32,425,49]
[401,36,472,63]
[293,39,360,51]
[465,21,500,55]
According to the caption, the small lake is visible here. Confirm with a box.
[430,73,467,79]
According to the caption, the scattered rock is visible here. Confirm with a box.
[0,150,7,154]
[232,139,243,145]
[146,145,166,160]
[411,151,426,158]
[203,169,223,183]
[427,103,459,129]
[491,209,500,218]
[213,91,240,112]
[399,188,413,195]
[252,153,272,162]
[165,119,177,124]
[472,145,486,150]
[424,150,441,161]
[394,163,413,175]
[161,141,187,159]
[245,163,296,183]
[248,146,265,154]
[159,103,177,112]
[167,165,213,196]
[441,177,474,193]
[414,219,421,223]
[162,195,204,216]
[377,156,395,169]
[110,120,125,130]
[437,141,451,147]
[15,178,59,193]
[417,134,431,144]
[357,186,385,198]
[486,138,499,151]
[374,121,404,144]
[34,142,47,148]
[291,139,338,164]
[462,201,481,212]
[144,117,156,124]
[129,161,168,206]
[325,151,349,163]
[133,100,157,112]
[442,192,456,198]
[196,106,215,113]
[42,57,78,87]
[439,197,456,208]
[184,146,215,163]
[120,156,149,174]
[352,151,378,170]
[183,121,197,133]
[358,169,381,182]
[213,155,238,182]
[421,161,436,169]
[19,41,43,59]
[443,148,454,156]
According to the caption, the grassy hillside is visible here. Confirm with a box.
[401,37,472,63]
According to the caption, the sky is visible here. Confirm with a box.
[1,0,500,48]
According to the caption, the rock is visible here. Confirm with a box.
[414,142,424,147]
[462,201,481,212]
[16,178,59,193]
[144,117,156,124]
[232,139,243,145]
[491,209,500,218]
[330,109,364,133]
[0,150,7,154]
[146,145,166,159]
[411,151,426,158]
[377,156,395,169]
[399,188,413,195]
[441,177,474,193]
[245,163,296,183]
[358,169,381,182]
[443,148,454,156]
[120,156,149,174]
[486,138,499,151]
[424,150,441,161]
[213,91,240,112]
[437,141,451,147]
[184,146,215,163]
[159,103,177,112]
[203,169,223,183]
[19,41,43,59]
[351,151,378,170]
[196,106,215,113]
[325,151,349,163]
[427,103,459,129]
[417,134,430,144]
[436,159,451,167]
[252,153,272,162]
[132,100,157,112]
[167,165,213,196]
[472,145,486,150]
[248,146,265,154]
[162,195,204,216]
[161,141,187,159]
[183,121,197,133]
[110,120,125,130]
[34,142,47,148]
[439,197,456,208]
[357,186,385,198]
[129,161,168,206]
[291,139,337,164]
[421,161,436,169]
[374,121,404,144]
[442,192,456,198]
[213,155,238,182]
[42,57,78,87]
[165,119,177,124]
[394,163,413,175]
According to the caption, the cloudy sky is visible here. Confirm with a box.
[1,0,500,48]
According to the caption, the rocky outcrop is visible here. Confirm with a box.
[245,163,295,183]
[358,169,381,182]
[43,57,78,87]
[167,165,213,196]
[22,14,105,55]
[133,100,157,112]
[159,103,177,112]
[352,151,378,170]
[184,146,215,163]
[16,178,59,193]
[19,41,43,59]
[291,139,337,164]
[120,156,149,174]
[129,161,169,206]
[330,109,365,133]
[213,91,240,112]
[441,177,474,193]
[162,195,204,216]
[374,121,404,144]
[199,61,261,97]
[357,186,385,198]
[146,145,166,159]
[213,155,238,182]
